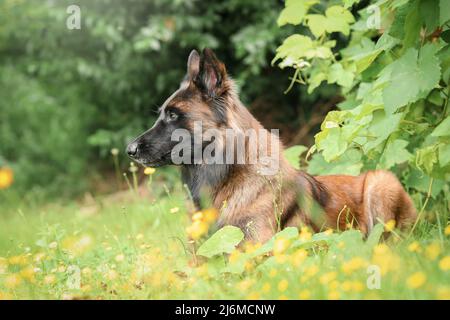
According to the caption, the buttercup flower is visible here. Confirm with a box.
[439,256,450,271]
[407,272,426,289]
[144,167,156,175]
[0,167,13,189]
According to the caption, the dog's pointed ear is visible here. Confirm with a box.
[195,48,227,98]
[187,49,200,80]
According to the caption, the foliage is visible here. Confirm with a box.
[0,0,298,199]
[275,0,449,208]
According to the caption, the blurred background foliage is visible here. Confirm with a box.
[0,0,338,202]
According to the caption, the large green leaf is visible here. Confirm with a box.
[277,0,317,27]
[431,117,450,137]
[284,145,308,169]
[379,139,412,169]
[383,44,441,114]
[196,226,244,258]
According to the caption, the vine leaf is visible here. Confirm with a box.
[196,226,244,258]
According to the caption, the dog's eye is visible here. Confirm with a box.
[166,111,178,122]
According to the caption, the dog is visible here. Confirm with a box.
[126,48,417,243]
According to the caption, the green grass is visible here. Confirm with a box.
[0,178,449,300]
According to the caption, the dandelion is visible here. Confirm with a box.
[407,272,426,289]
[324,228,333,236]
[110,148,119,156]
[408,241,421,253]
[4,274,22,289]
[298,290,310,300]
[8,255,27,266]
[278,279,289,292]
[439,256,450,271]
[384,219,396,232]
[445,225,450,236]
[144,167,156,175]
[425,242,441,260]
[192,211,203,221]
[170,207,180,214]
[0,167,13,189]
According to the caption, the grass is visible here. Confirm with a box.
[0,171,449,300]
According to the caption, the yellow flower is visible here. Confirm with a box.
[341,281,352,292]
[407,272,426,289]
[436,287,450,300]
[319,271,337,285]
[425,242,441,260]
[278,279,289,292]
[273,238,290,255]
[203,208,218,223]
[192,211,203,221]
[291,249,308,267]
[20,267,35,282]
[247,292,260,300]
[299,290,310,300]
[324,228,333,236]
[445,225,450,236]
[299,227,312,241]
[228,249,241,264]
[341,257,368,274]
[269,268,277,278]
[82,267,92,275]
[262,283,271,293]
[0,167,14,189]
[144,167,156,175]
[304,265,319,278]
[384,219,396,232]
[186,220,209,240]
[44,274,56,285]
[439,256,450,271]
[4,274,22,289]
[8,255,27,266]
[408,241,421,253]
[170,207,180,214]
[351,281,365,292]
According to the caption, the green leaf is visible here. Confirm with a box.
[252,227,299,257]
[284,145,308,169]
[272,34,313,64]
[196,226,244,258]
[364,111,402,152]
[306,5,354,38]
[440,0,450,25]
[416,145,438,174]
[383,44,441,114]
[328,63,355,88]
[315,127,348,162]
[307,149,363,176]
[431,117,450,137]
[365,223,384,248]
[277,0,313,27]
[379,139,412,169]
[439,143,450,167]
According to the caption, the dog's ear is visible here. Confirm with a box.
[187,49,200,80]
[195,48,227,98]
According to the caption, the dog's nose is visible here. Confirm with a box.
[126,142,138,157]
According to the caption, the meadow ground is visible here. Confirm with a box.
[0,170,449,300]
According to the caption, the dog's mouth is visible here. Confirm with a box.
[136,152,172,168]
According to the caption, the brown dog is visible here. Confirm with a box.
[127,48,417,242]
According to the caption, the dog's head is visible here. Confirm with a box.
[126,48,232,167]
